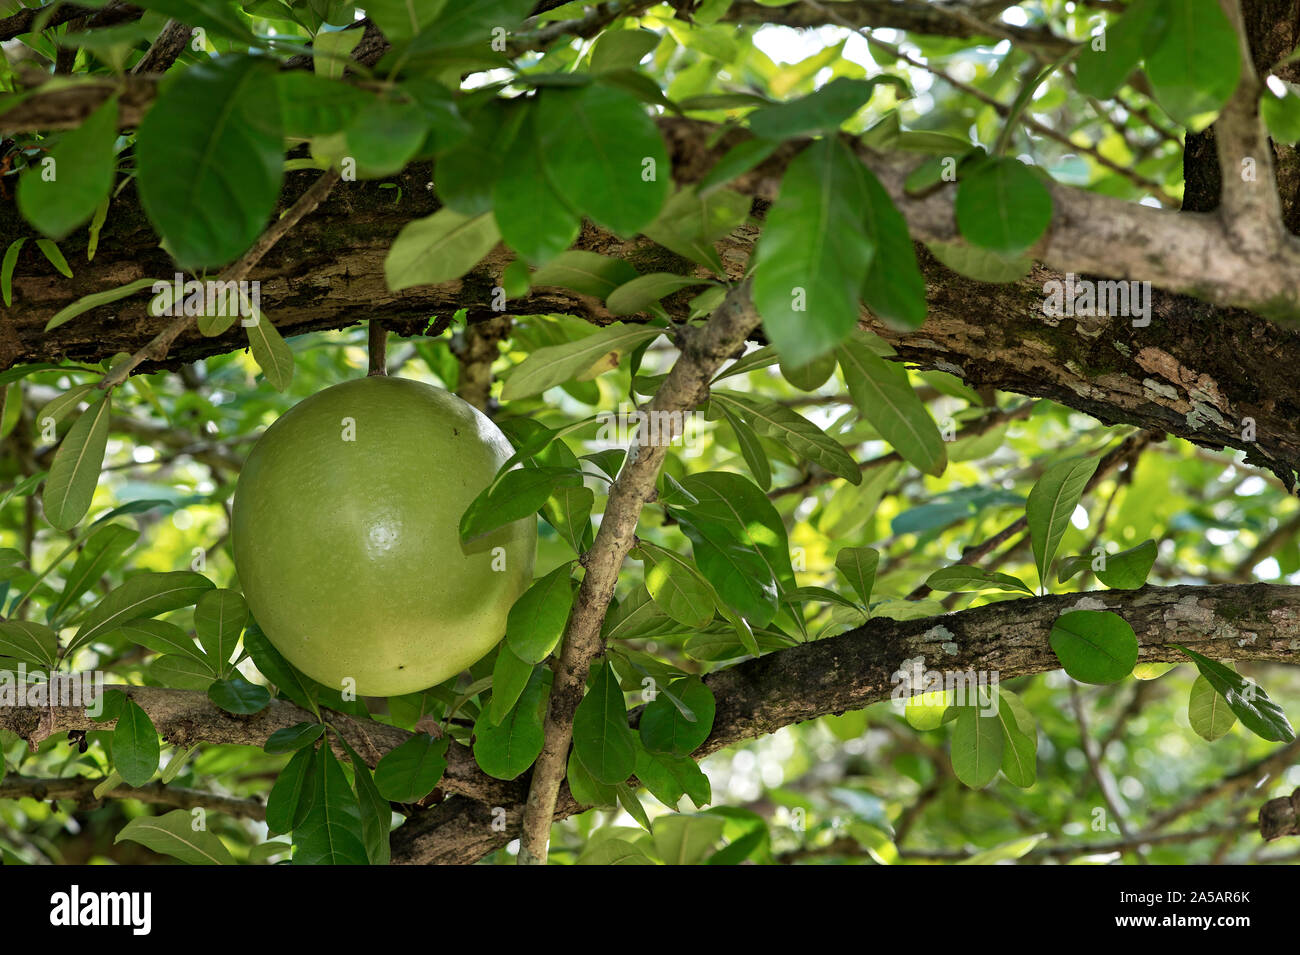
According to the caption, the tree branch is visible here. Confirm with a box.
[0,772,266,820]
[517,283,762,863]
[393,581,1300,863]
[96,167,341,391]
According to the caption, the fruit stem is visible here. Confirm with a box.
[368,320,387,376]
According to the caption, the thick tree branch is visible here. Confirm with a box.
[1214,1,1287,248]
[517,283,762,863]
[7,116,1300,481]
[393,581,1300,863]
[96,167,341,391]
[0,583,1293,862]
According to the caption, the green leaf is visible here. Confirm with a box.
[501,324,661,400]
[577,837,657,865]
[635,745,712,809]
[716,402,772,490]
[1074,0,1167,99]
[536,83,670,236]
[374,734,450,802]
[925,240,1033,283]
[194,588,248,674]
[951,700,1003,788]
[859,163,927,327]
[384,208,501,291]
[607,273,706,315]
[835,546,879,606]
[1049,609,1139,684]
[276,72,371,137]
[652,813,725,865]
[748,77,886,139]
[42,396,111,531]
[70,571,214,656]
[543,484,594,554]
[641,186,751,271]
[530,250,638,299]
[473,666,549,780]
[780,351,837,392]
[641,546,716,630]
[266,745,315,834]
[590,28,661,73]
[1056,553,1094,584]
[131,0,256,42]
[45,279,161,333]
[492,108,581,265]
[566,748,619,807]
[459,466,580,543]
[293,745,369,865]
[1096,539,1158,590]
[711,390,861,484]
[1174,645,1295,742]
[116,809,235,865]
[1144,0,1240,130]
[147,654,217,691]
[489,642,536,725]
[18,95,118,240]
[265,722,326,754]
[245,312,295,392]
[341,739,392,865]
[1026,456,1100,588]
[640,677,715,757]
[1188,675,1237,742]
[669,472,791,627]
[0,620,59,669]
[752,137,875,366]
[572,661,637,785]
[697,137,779,193]
[2,238,25,307]
[836,334,946,476]
[955,157,1052,256]
[112,698,160,787]
[1262,86,1300,144]
[36,381,97,428]
[207,676,272,715]
[997,690,1038,788]
[505,564,574,664]
[957,834,1045,865]
[35,238,73,277]
[365,0,445,44]
[243,621,316,712]
[136,55,284,268]
[925,565,1034,596]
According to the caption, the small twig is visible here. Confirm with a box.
[1069,682,1148,863]
[0,773,266,820]
[97,168,342,391]
[517,283,762,865]
[131,18,192,75]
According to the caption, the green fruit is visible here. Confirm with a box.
[232,377,535,697]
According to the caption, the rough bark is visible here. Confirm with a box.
[519,284,762,863]
[7,123,1300,485]
[0,583,1293,862]
[391,582,1300,863]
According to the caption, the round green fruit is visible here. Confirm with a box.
[231,376,535,697]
